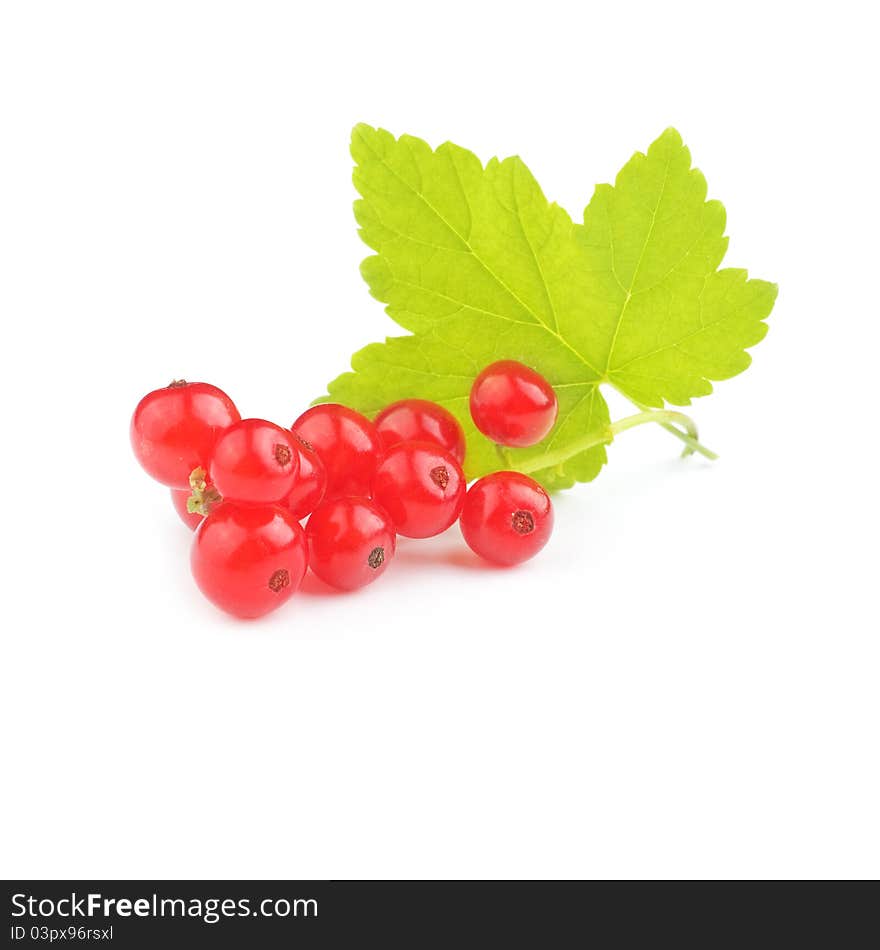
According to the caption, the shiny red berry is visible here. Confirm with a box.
[470,360,557,447]
[292,404,383,500]
[459,471,553,566]
[372,441,466,539]
[306,497,395,591]
[209,419,300,505]
[131,380,240,488]
[284,435,327,520]
[191,503,308,619]
[374,399,466,462]
[170,488,204,531]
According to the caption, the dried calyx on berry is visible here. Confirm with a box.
[187,467,222,517]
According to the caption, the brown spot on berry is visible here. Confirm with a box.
[430,465,450,490]
[274,443,293,467]
[168,378,188,388]
[512,510,535,535]
[268,568,290,592]
[368,546,385,570]
[295,433,315,453]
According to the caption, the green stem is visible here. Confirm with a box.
[610,409,701,441]
[495,443,513,468]
[517,409,713,475]
[615,391,718,460]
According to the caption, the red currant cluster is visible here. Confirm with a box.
[131,360,558,619]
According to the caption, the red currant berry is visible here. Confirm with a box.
[131,380,240,488]
[284,434,327,520]
[191,503,308,619]
[292,404,383,500]
[374,399,466,462]
[306,497,395,591]
[469,360,558,447]
[209,419,300,505]
[459,471,554,566]
[372,441,466,538]
[170,488,204,531]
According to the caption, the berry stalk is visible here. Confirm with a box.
[614,390,718,460]
[516,409,713,476]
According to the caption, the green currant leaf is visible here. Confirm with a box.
[323,125,777,487]
[576,127,778,407]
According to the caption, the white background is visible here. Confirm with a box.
[1,1,877,879]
